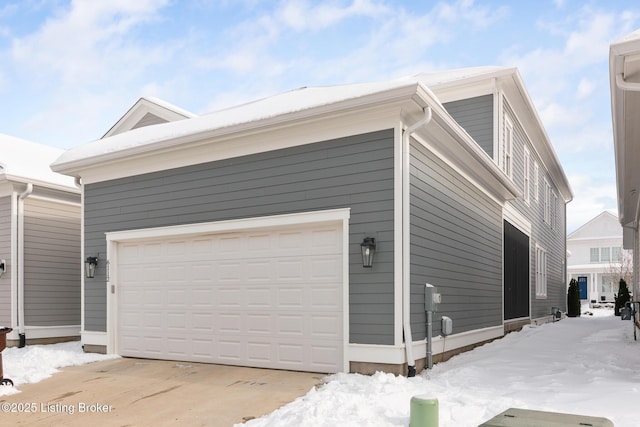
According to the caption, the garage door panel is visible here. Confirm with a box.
[246,287,272,307]
[278,288,304,308]
[277,314,305,335]
[247,313,272,334]
[117,221,343,373]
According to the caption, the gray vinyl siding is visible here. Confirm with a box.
[409,140,503,338]
[23,198,81,326]
[443,95,494,157]
[503,99,567,318]
[84,129,396,345]
[132,112,169,130]
[0,197,11,326]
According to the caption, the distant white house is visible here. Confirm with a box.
[566,211,629,303]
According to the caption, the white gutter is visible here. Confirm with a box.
[402,107,432,377]
[614,70,640,301]
[17,183,33,346]
[616,73,640,91]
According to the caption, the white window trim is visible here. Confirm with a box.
[533,161,539,202]
[543,178,551,224]
[536,244,548,298]
[523,147,531,204]
[502,116,514,179]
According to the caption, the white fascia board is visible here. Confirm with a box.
[53,84,422,183]
[66,97,417,185]
[429,67,516,103]
[2,174,80,195]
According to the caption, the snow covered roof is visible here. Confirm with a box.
[52,66,515,174]
[0,134,77,189]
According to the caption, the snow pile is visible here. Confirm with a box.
[240,307,639,427]
[0,341,119,397]
[0,310,636,426]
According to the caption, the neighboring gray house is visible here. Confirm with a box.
[51,67,572,375]
[0,134,81,345]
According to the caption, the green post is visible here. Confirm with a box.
[410,395,438,427]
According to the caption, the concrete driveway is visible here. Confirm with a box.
[0,357,325,426]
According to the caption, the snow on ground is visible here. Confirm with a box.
[240,306,640,427]
[0,308,637,426]
[0,341,119,397]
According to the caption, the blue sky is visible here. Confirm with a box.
[0,0,638,232]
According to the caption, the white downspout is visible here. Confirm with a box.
[17,183,33,347]
[402,107,432,376]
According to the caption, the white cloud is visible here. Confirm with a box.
[277,0,389,31]
[576,77,596,99]
[11,0,171,85]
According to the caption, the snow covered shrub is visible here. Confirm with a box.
[567,278,581,317]
[614,278,631,316]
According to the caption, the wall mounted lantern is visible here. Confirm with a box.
[85,256,98,279]
[360,237,376,268]
[0,259,5,279]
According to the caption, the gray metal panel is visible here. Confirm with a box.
[444,95,494,157]
[503,101,567,319]
[0,197,11,326]
[409,140,503,338]
[23,198,81,326]
[84,130,396,345]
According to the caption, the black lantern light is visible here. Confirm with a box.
[360,237,376,268]
[85,256,98,279]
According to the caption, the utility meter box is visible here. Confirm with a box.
[441,316,453,335]
[424,284,441,312]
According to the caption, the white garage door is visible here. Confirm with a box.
[116,221,344,373]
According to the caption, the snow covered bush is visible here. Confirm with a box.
[614,278,631,316]
[567,278,581,317]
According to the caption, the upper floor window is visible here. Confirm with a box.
[612,246,622,262]
[501,116,514,178]
[533,162,539,202]
[543,179,551,224]
[590,247,623,263]
[523,147,531,204]
[536,245,547,298]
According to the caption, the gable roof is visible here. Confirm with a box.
[567,211,621,240]
[0,134,77,189]
[102,96,196,138]
[51,67,570,203]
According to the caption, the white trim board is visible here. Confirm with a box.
[348,325,504,365]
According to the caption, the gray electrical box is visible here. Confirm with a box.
[424,284,441,312]
[441,316,453,335]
